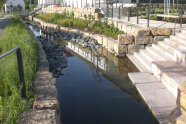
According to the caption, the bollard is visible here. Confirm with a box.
[16,48,26,99]
[147,3,150,27]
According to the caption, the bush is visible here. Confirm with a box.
[0,16,38,123]
[36,13,124,39]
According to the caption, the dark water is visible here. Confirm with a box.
[29,25,157,124]
[57,43,157,124]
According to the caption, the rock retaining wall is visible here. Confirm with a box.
[169,82,186,124]
[17,20,61,124]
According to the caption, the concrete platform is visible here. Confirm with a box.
[128,72,176,124]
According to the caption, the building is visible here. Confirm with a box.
[5,0,25,13]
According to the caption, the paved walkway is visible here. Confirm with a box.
[0,16,11,38]
[109,16,186,29]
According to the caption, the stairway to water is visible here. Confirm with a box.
[127,29,186,124]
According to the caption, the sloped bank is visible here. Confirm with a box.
[17,20,61,124]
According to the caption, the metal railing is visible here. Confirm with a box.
[0,46,26,99]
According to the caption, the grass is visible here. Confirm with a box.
[0,16,38,124]
[36,13,124,39]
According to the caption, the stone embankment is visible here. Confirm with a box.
[17,20,62,124]
[39,7,176,55]
[170,82,186,124]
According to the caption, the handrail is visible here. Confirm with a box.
[0,46,26,99]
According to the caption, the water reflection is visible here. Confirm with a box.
[66,42,140,100]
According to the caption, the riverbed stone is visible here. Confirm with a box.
[117,34,134,45]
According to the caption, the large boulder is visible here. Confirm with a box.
[117,34,134,45]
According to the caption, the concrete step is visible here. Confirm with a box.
[158,41,186,66]
[140,49,166,62]
[164,38,186,49]
[182,30,186,34]
[177,33,186,40]
[134,52,152,72]
[152,44,174,60]
[128,72,176,124]
[152,61,186,97]
[146,46,173,61]
[170,35,186,45]
[127,54,151,73]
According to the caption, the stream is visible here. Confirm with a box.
[29,24,157,124]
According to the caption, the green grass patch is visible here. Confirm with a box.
[36,13,124,39]
[0,16,38,124]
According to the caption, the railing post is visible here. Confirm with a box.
[137,6,139,24]
[16,48,26,99]
[112,5,113,18]
[119,6,120,20]
[180,5,183,28]
[107,0,109,17]
[147,3,151,27]
[128,7,130,21]
[99,0,100,8]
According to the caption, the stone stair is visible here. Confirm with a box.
[127,29,186,124]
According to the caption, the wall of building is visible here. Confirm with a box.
[5,0,25,13]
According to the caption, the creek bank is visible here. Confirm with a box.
[18,20,61,124]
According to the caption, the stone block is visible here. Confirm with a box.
[151,28,171,36]
[102,37,108,48]
[33,94,58,110]
[154,36,170,42]
[108,38,116,51]
[135,35,154,45]
[114,43,127,55]
[128,44,145,54]
[118,34,134,45]
[17,109,57,124]
[92,34,103,45]
[169,107,186,124]
[135,29,151,36]
[177,82,186,111]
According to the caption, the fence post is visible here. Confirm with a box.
[107,0,109,17]
[16,48,26,99]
